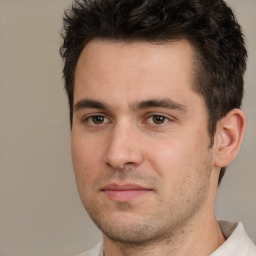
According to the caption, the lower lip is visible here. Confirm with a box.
[103,190,150,202]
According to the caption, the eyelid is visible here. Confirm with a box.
[83,113,111,125]
[144,112,174,125]
[146,112,174,119]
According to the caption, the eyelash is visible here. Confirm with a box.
[82,113,173,128]
[84,114,110,125]
[146,114,171,125]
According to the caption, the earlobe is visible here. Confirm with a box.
[214,109,246,168]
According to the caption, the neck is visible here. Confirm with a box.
[103,214,225,256]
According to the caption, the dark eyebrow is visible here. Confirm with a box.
[132,99,187,112]
[73,98,187,113]
[73,99,107,112]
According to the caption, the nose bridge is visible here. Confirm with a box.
[105,120,143,169]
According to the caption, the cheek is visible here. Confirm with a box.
[71,132,103,187]
[148,137,193,170]
[147,132,209,183]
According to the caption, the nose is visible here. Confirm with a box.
[105,122,144,169]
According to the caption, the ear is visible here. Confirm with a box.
[214,109,246,168]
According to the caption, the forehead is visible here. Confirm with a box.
[75,39,195,75]
[74,39,199,106]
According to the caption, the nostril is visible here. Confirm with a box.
[124,162,134,166]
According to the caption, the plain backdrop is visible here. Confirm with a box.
[0,0,255,255]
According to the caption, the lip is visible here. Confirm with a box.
[101,183,152,202]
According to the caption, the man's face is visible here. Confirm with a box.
[72,40,218,244]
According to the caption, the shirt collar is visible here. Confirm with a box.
[210,220,256,256]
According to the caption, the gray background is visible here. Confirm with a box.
[0,0,255,255]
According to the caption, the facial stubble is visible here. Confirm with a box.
[80,154,214,247]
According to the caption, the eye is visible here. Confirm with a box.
[85,115,110,125]
[147,115,170,125]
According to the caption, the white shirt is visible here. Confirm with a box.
[210,221,256,255]
[76,221,256,256]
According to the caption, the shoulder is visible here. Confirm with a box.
[75,241,103,256]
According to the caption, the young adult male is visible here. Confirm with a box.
[60,0,256,255]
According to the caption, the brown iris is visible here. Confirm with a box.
[152,115,166,124]
[91,115,105,124]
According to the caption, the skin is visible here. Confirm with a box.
[71,39,245,256]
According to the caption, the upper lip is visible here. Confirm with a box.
[102,183,150,191]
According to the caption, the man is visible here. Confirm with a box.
[60,0,256,255]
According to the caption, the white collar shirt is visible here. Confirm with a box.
[76,221,256,256]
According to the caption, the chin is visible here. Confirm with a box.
[90,211,173,245]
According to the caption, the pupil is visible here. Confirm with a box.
[153,116,164,124]
[93,116,104,124]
